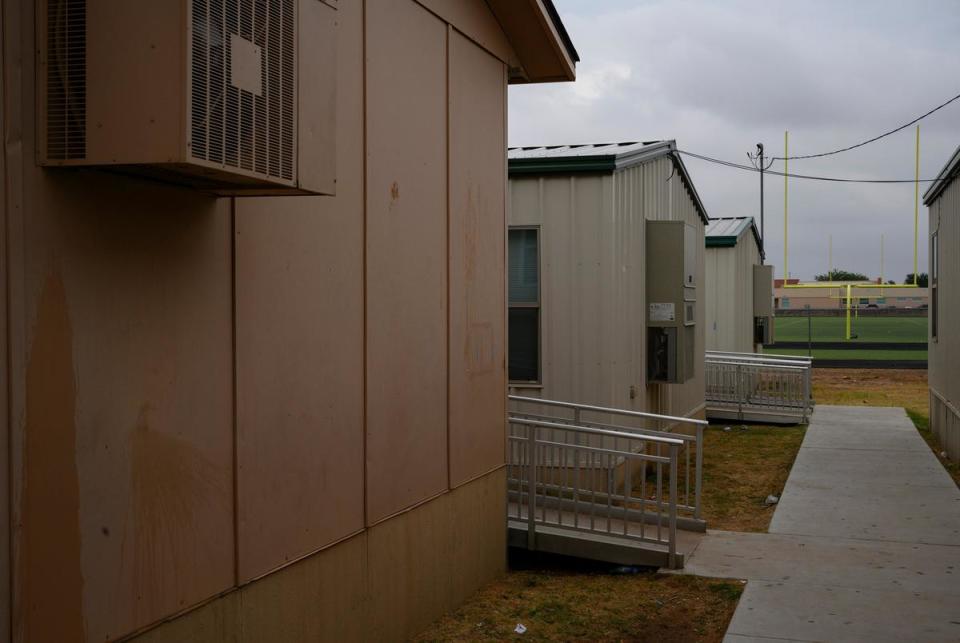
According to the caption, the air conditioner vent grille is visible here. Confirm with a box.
[46,0,87,160]
[190,0,295,182]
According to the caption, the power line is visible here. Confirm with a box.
[770,90,960,161]
[677,150,945,184]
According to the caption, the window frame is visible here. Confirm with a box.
[931,230,939,342]
[508,225,542,384]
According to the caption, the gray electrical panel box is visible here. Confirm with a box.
[753,264,774,317]
[646,220,697,383]
[753,264,774,346]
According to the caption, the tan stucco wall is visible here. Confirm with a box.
[929,176,960,460]
[2,0,514,639]
[508,156,707,421]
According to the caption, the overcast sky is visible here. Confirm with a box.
[508,0,960,281]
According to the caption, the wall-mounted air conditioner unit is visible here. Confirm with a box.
[38,0,336,196]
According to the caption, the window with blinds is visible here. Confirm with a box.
[508,228,540,382]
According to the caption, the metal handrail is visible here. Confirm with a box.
[508,397,705,521]
[706,359,809,371]
[707,350,812,363]
[509,395,708,427]
[707,352,813,366]
[507,416,685,446]
[507,416,681,568]
[705,351,814,423]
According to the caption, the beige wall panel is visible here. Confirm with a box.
[239,533,368,642]
[0,2,11,637]
[365,0,449,524]
[134,469,505,643]
[13,3,234,638]
[133,597,241,643]
[448,30,507,487]
[15,171,234,643]
[367,468,506,641]
[415,0,518,65]
[234,0,364,582]
[447,466,507,599]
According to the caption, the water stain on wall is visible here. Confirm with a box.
[128,404,225,624]
[19,270,86,641]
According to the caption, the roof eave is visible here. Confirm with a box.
[488,0,577,84]
[923,144,960,205]
[508,141,710,225]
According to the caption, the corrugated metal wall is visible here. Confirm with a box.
[706,237,761,353]
[929,176,960,459]
[508,155,706,420]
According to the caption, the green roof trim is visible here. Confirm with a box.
[705,236,738,248]
[704,216,764,259]
[508,157,616,175]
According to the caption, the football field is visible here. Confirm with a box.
[773,315,928,343]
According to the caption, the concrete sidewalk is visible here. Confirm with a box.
[683,405,960,643]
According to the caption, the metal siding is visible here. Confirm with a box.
[706,235,761,353]
[929,175,960,459]
[234,0,364,581]
[364,0,449,524]
[448,29,507,487]
[509,156,705,420]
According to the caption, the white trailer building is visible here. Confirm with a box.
[704,216,773,353]
[507,141,709,420]
[924,144,960,460]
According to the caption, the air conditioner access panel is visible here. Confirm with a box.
[38,0,336,196]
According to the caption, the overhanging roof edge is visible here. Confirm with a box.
[923,143,960,205]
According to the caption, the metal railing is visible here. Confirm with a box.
[704,351,814,423]
[508,395,706,521]
[507,416,685,568]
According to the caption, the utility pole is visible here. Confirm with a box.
[753,143,770,265]
[758,143,765,264]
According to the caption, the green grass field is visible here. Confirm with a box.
[766,347,928,361]
[773,316,928,343]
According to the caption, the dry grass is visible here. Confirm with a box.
[413,563,742,642]
[812,369,929,413]
[699,424,806,532]
[812,369,958,486]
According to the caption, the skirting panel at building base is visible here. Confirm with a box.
[130,468,507,643]
[931,390,960,461]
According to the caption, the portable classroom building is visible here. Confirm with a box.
[0,1,577,640]
[704,216,772,352]
[924,143,960,460]
[507,141,709,420]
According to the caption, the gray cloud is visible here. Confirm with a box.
[510,0,960,280]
